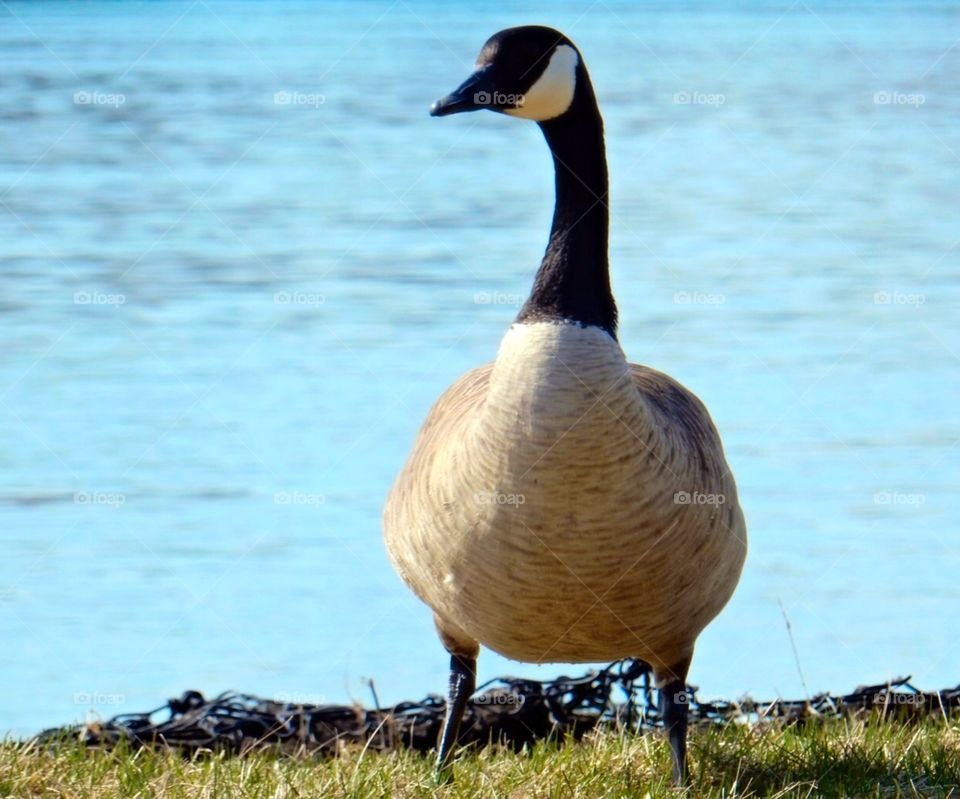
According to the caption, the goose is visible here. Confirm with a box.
[383,25,747,785]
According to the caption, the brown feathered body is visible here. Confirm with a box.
[384,321,746,678]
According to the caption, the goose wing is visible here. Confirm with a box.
[384,364,493,537]
[402,364,492,461]
[628,363,729,476]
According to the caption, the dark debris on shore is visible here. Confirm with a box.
[37,660,960,757]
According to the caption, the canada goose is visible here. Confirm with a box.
[383,26,746,784]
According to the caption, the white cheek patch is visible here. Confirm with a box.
[505,44,578,122]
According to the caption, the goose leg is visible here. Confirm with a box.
[435,652,476,776]
[658,658,692,785]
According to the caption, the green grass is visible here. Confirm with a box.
[4,719,959,798]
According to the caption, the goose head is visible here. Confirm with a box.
[429,25,614,336]
[430,26,585,122]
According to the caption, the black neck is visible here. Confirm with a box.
[516,68,617,338]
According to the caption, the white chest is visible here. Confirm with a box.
[480,321,637,447]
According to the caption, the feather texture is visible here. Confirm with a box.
[384,321,746,676]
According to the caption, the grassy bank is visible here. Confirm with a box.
[5,719,959,798]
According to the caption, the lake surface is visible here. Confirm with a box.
[1,0,958,736]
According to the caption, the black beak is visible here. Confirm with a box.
[430,66,497,117]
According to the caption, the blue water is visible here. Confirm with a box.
[1,0,958,736]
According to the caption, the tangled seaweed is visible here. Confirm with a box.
[38,659,960,757]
